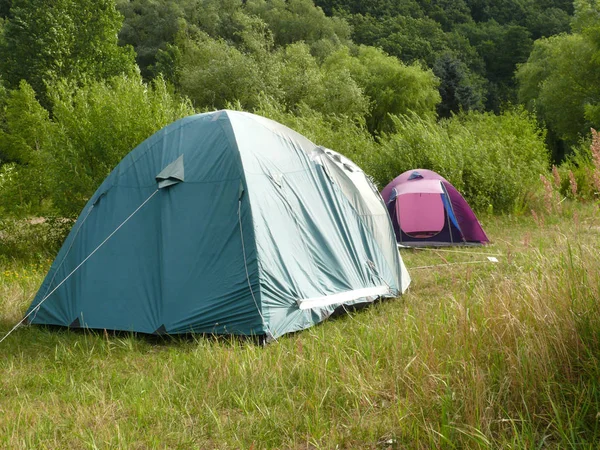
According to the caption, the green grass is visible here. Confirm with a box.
[1,203,600,449]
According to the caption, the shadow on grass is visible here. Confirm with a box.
[0,322,264,351]
[0,296,401,359]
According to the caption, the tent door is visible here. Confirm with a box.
[393,192,465,245]
[396,193,446,238]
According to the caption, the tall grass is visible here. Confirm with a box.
[1,205,599,448]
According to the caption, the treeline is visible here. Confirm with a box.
[0,0,598,223]
[315,0,573,114]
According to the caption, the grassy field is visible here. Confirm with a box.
[1,203,599,449]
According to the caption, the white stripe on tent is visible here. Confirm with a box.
[297,285,390,310]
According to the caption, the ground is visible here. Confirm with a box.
[1,203,599,449]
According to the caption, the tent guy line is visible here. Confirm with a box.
[411,258,500,270]
[403,247,503,257]
[33,201,97,322]
[0,189,160,346]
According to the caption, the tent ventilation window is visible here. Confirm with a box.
[156,155,184,189]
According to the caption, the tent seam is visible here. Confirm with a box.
[220,112,269,339]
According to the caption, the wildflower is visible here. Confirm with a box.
[531,209,544,227]
[552,165,561,188]
[540,174,555,214]
[591,128,600,192]
[593,172,600,195]
[591,129,600,168]
[568,170,578,198]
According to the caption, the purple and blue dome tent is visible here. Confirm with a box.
[381,169,489,247]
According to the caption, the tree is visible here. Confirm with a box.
[465,0,573,27]
[169,28,368,119]
[323,46,440,133]
[314,0,572,118]
[433,52,485,117]
[517,32,600,157]
[172,30,279,111]
[418,0,472,31]
[348,14,446,65]
[464,0,529,25]
[571,0,600,32]
[516,0,600,159]
[313,0,423,18]
[459,20,532,110]
[117,0,187,79]
[245,0,351,56]
[526,7,571,39]
[0,81,55,212]
[0,0,10,18]
[0,0,136,103]
[275,42,369,118]
[0,74,195,216]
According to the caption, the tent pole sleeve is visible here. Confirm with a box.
[447,196,454,244]
[440,183,466,243]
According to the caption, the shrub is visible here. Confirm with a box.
[47,75,195,216]
[0,217,71,262]
[323,46,440,134]
[371,108,549,213]
[558,128,600,201]
[0,75,195,218]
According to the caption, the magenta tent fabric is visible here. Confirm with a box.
[381,169,489,246]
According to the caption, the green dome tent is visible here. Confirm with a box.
[26,110,410,340]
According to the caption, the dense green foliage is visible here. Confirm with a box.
[315,0,572,113]
[0,75,194,216]
[376,109,549,213]
[0,0,595,219]
[516,1,600,161]
[0,0,136,105]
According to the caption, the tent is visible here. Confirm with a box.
[381,169,489,247]
[26,110,410,340]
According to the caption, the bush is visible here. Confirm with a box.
[323,46,440,134]
[0,75,195,218]
[371,108,549,213]
[556,129,600,202]
[47,75,195,216]
[0,82,56,216]
[0,217,71,262]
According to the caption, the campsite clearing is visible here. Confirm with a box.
[1,203,599,448]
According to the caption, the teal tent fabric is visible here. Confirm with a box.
[27,111,410,339]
